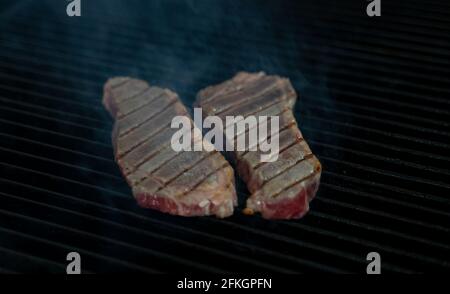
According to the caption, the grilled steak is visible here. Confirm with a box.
[196,72,321,219]
[103,77,237,218]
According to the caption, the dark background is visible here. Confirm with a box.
[0,0,449,273]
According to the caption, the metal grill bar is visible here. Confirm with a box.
[0,246,66,273]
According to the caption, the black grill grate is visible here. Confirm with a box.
[0,0,449,273]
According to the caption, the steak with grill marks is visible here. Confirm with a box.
[196,72,321,219]
[103,77,237,218]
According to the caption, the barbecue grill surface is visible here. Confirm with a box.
[0,0,449,273]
